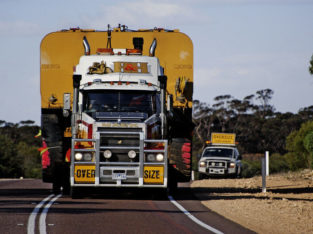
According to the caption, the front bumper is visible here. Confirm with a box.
[70,131,168,188]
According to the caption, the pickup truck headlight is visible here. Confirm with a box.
[199,161,206,167]
[230,162,236,168]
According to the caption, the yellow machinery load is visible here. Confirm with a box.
[41,27,193,109]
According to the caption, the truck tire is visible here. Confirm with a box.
[70,187,82,199]
[42,110,71,194]
[168,138,192,182]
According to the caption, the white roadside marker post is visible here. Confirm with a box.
[262,154,266,193]
[266,151,269,176]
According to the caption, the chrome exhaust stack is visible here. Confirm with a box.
[149,38,157,57]
[83,36,90,55]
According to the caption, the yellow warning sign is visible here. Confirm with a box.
[74,165,95,183]
[211,133,236,145]
[143,166,164,184]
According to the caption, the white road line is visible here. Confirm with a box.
[27,194,54,234]
[168,195,224,234]
[39,194,62,234]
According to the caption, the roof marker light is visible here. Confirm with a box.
[96,48,114,55]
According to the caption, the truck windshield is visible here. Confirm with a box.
[203,148,233,158]
[82,90,157,116]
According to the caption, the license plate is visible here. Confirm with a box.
[143,166,164,184]
[112,173,127,180]
[74,165,95,183]
[209,168,224,174]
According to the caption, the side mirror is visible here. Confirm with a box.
[63,93,71,117]
[167,94,173,112]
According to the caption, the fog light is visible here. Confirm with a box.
[84,153,92,161]
[103,150,112,159]
[75,152,83,161]
[156,153,164,162]
[147,154,155,162]
[199,161,206,167]
[128,150,136,159]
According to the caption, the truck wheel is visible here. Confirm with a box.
[70,187,82,199]
[236,167,242,178]
[62,182,70,195]
[167,169,178,195]
[52,182,61,194]
[169,138,191,182]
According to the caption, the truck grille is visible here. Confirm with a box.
[208,161,226,168]
[98,128,142,163]
[100,134,139,147]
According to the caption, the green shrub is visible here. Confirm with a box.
[241,159,261,178]
[269,153,290,173]
[284,152,307,171]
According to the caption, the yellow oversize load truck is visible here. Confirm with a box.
[40,25,193,196]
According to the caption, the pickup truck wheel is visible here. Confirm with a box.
[237,168,242,178]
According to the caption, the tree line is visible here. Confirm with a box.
[0,120,41,178]
[193,88,313,170]
[1,88,313,179]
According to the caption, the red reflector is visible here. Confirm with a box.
[118,81,122,85]
[97,48,114,55]
[126,49,142,55]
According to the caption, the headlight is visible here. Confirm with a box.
[199,161,206,167]
[128,150,136,159]
[156,153,164,162]
[75,152,83,161]
[147,154,156,162]
[84,153,92,161]
[230,162,236,168]
[103,150,112,159]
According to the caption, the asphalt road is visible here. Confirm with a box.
[0,179,254,234]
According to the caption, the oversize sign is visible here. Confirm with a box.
[143,166,164,184]
[211,133,236,145]
[74,165,95,183]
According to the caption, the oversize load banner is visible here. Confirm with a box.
[211,133,236,145]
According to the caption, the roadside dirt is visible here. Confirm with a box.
[191,170,313,234]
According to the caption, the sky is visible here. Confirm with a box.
[1,0,313,124]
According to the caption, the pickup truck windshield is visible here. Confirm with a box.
[203,148,233,158]
[82,90,157,117]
